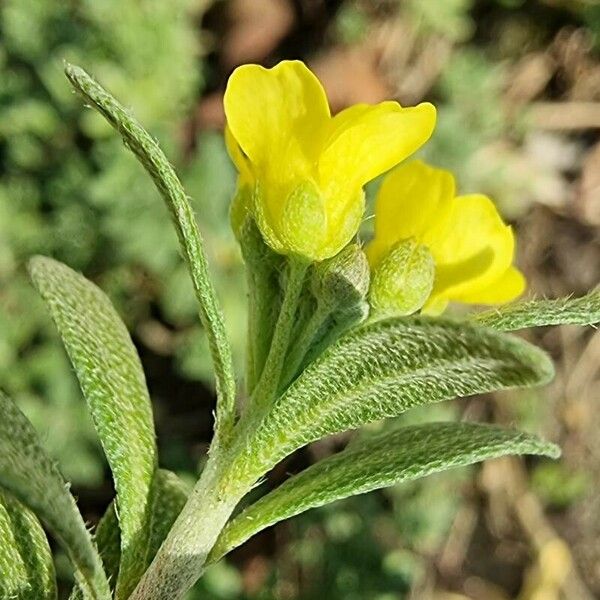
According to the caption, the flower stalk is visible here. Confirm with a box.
[251,258,309,407]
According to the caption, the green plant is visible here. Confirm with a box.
[0,0,239,488]
[2,62,600,600]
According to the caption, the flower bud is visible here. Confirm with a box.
[369,238,434,316]
[311,244,370,313]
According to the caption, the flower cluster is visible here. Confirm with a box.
[225,60,524,315]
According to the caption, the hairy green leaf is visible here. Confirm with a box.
[212,422,559,561]
[0,490,57,600]
[232,316,554,484]
[473,290,600,331]
[69,470,189,599]
[0,392,110,599]
[95,504,122,590]
[68,504,123,600]
[64,63,237,442]
[29,256,156,598]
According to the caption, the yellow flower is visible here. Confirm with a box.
[366,160,525,314]
[224,60,436,261]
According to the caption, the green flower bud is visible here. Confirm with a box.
[311,244,370,313]
[369,238,434,316]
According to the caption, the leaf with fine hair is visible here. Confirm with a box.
[64,63,236,443]
[29,256,156,599]
[212,422,559,561]
[473,290,600,331]
[69,502,122,600]
[230,316,554,485]
[0,391,110,599]
[69,470,189,600]
[0,490,57,600]
[95,504,121,591]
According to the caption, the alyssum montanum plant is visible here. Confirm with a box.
[2,61,600,600]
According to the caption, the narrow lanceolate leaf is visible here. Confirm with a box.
[230,316,554,484]
[212,422,559,561]
[473,290,600,331]
[0,490,57,600]
[29,256,156,598]
[64,63,237,442]
[0,392,110,599]
[69,470,189,600]
[95,504,122,589]
[69,504,123,600]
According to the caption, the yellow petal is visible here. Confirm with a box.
[368,160,455,266]
[455,266,526,304]
[223,61,330,172]
[325,103,371,138]
[319,101,436,191]
[365,238,391,269]
[225,125,253,185]
[428,194,516,302]
[319,190,365,260]
[421,296,449,316]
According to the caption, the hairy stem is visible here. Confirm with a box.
[252,259,309,406]
[128,451,248,600]
[246,266,279,394]
[242,242,282,395]
[64,63,237,445]
[279,302,330,389]
[300,306,367,369]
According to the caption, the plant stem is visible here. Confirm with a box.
[128,451,248,600]
[244,252,281,396]
[252,258,309,407]
[279,302,331,389]
[299,305,368,369]
[245,268,260,393]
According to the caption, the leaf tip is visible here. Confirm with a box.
[27,254,50,280]
[536,349,556,386]
[511,334,555,387]
[64,62,86,86]
[27,255,64,288]
[543,442,562,460]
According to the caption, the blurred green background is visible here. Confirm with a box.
[2,1,600,598]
